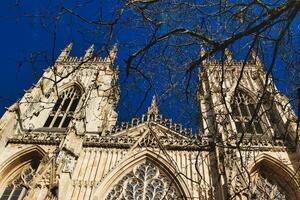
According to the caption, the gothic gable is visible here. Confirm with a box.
[83,122,206,151]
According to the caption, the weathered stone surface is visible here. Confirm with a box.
[0,45,299,200]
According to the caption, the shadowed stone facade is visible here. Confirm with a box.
[0,44,299,200]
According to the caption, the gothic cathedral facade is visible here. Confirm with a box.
[0,44,299,200]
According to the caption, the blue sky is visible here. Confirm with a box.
[0,0,299,132]
[0,1,198,129]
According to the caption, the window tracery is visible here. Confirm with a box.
[231,90,264,136]
[0,166,35,200]
[44,86,81,128]
[251,173,287,200]
[105,161,181,200]
[262,93,285,139]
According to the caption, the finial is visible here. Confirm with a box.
[200,47,206,58]
[83,44,94,59]
[250,49,262,68]
[200,47,209,65]
[108,44,118,62]
[57,43,73,62]
[147,95,158,116]
[224,48,233,63]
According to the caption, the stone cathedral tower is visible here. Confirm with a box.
[198,48,300,199]
[0,44,299,200]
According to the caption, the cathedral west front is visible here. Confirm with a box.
[0,43,299,200]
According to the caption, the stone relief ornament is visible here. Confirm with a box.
[56,148,78,173]
[106,161,180,200]
[138,132,157,148]
[62,154,76,173]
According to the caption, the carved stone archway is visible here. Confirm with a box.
[249,154,300,200]
[93,150,190,200]
[0,145,46,199]
[0,145,46,187]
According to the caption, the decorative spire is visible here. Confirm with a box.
[224,48,233,63]
[200,47,206,58]
[250,49,262,69]
[108,44,118,62]
[147,95,158,116]
[57,43,73,62]
[200,47,208,65]
[83,44,94,59]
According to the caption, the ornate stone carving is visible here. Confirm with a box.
[105,161,180,200]
[83,133,206,151]
[73,110,86,135]
[138,132,157,148]
[56,147,78,173]
[8,131,65,145]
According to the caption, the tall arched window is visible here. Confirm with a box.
[105,161,182,200]
[231,90,264,136]
[44,86,81,128]
[262,93,285,139]
[249,158,300,200]
[251,172,287,200]
[0,166,35,200]
[0,151,42,200]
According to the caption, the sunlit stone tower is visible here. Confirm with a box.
[0,44,299,200]
[198,48,300,199]
[18,43,120,134]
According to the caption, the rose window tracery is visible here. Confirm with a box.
[105,161,181,200]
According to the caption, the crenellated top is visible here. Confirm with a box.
[55,43,118,65]
[200,48,263,70]
[58,56,116,64]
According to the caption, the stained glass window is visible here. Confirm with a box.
[106,161,181,200]
[0,166,35,200]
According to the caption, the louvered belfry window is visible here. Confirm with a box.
[231,90,264,135]
[44,86,81,128]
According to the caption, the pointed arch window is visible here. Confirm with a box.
[105,161,181,200]
[262,92,286,139]
[231,90,264,135]
[251,173,287,200]
[0,165,36,200]
[44,86,81,128]
[250,168,292,200]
